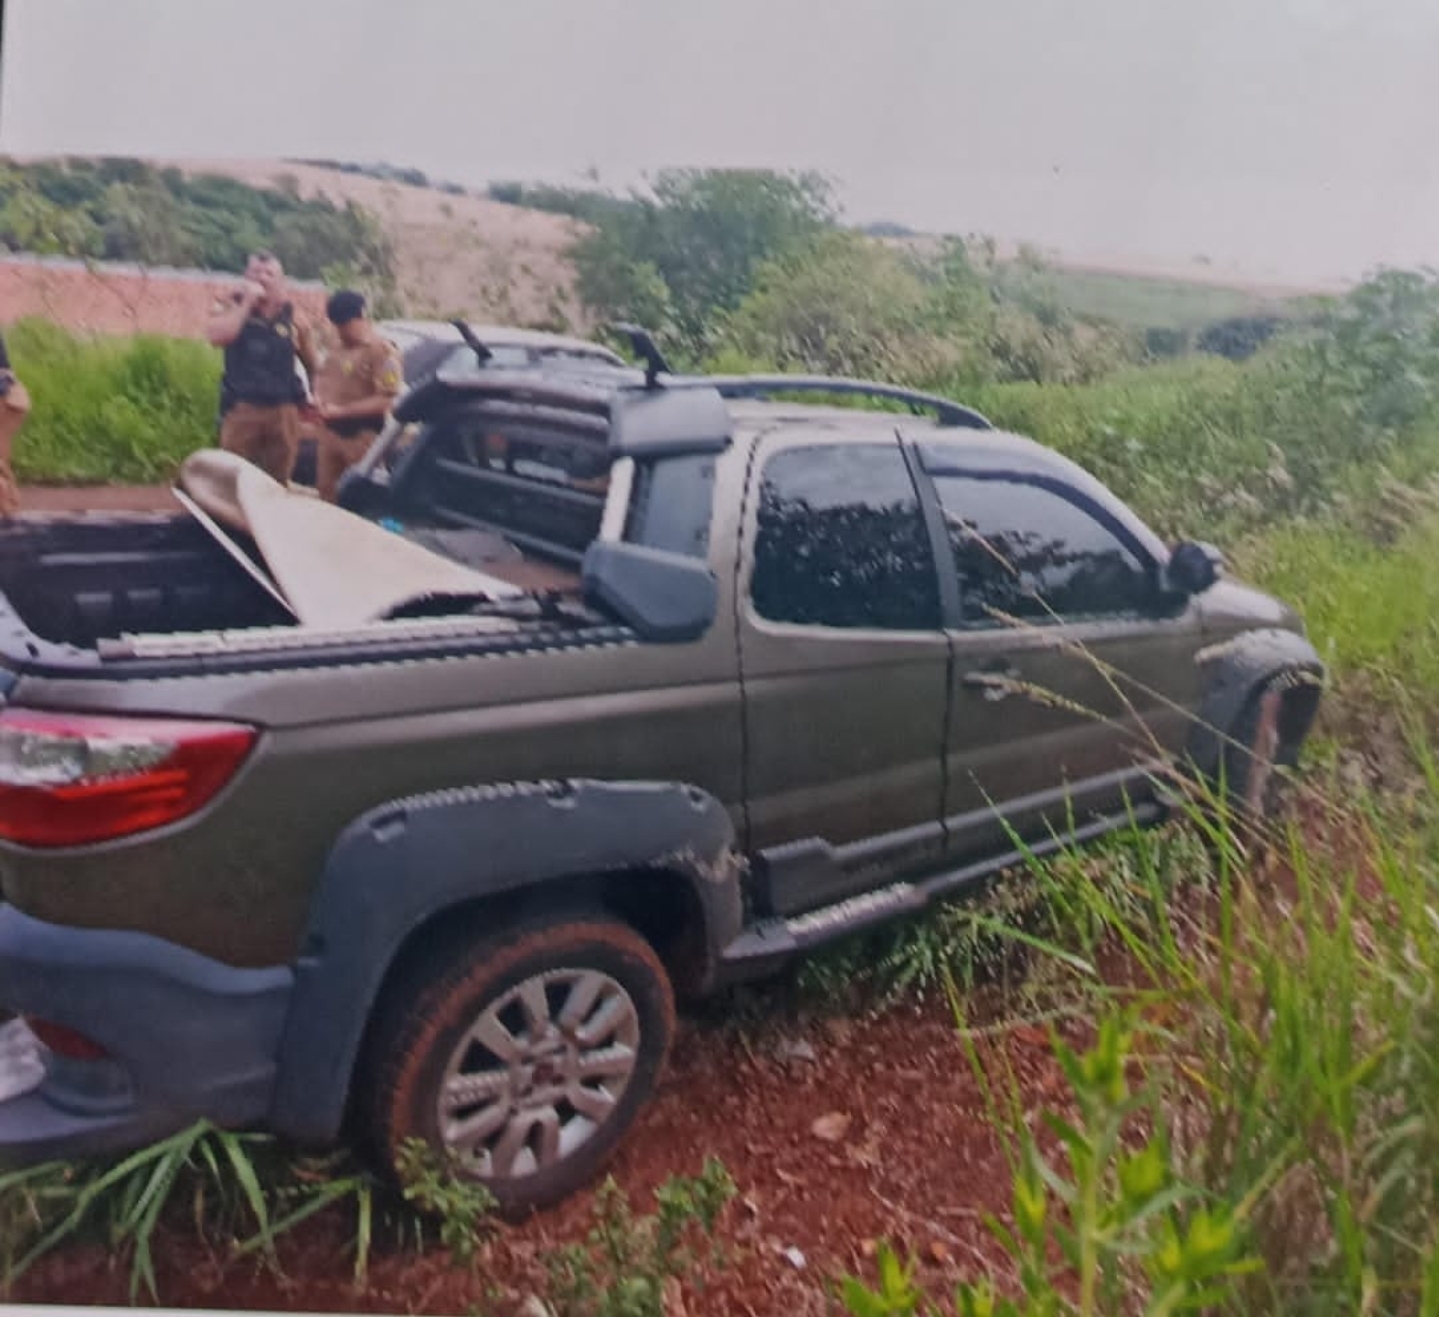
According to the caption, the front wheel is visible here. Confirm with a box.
[1220,680,1296,826]
[361,915,676,1216]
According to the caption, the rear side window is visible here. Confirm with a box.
[750,443,941,631]
[931,474,1154,625]
[624,455,716,560]
[405,413,609,562]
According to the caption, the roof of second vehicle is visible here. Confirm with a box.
[378,320,626,364]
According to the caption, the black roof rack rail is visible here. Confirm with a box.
[689,374,993,430]
[450,318,493,366]
[608,322,671,387]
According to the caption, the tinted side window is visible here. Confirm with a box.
[932,475,1152,625]
[751,443,941,631]
[624,455,715,560]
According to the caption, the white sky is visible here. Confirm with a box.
[3,0,1439,285]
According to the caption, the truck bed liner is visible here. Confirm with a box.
[0,512,589,675]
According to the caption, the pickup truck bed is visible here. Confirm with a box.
[0,512,583,657]
[0,515,292,650]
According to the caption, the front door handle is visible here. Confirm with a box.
[961,663,1021,702]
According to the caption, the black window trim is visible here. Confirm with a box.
[903,453,1172,631]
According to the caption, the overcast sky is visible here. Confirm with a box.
[3,0,1439,286]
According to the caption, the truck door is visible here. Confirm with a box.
[735,429,952,918]
[913,441,1205,858]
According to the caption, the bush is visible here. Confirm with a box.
[5,318,221,484]
[721,230,974,383]
[842,737,1439,1315]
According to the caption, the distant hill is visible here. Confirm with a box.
[878,233,1344,333]
[246,162,1341,336]
[164,158,597,330]
[3,154,1352,342]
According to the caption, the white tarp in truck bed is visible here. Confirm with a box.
[174,450,523,629]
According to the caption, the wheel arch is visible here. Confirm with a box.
[266,778,744,1144]
[1186,628,1325,782]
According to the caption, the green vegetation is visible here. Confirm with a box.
[545,1161,735,1317]
[0,1122,381,1301]
[3,318,221,483]
[840,730,1439,1315]
[573,168,838,352]
[0,1128,730,1310]
[1243,505,1439,703]
[0,157,396,292]
[1028,264,1297,332]
[844,1019,1262,1317]
[485,167,1317,369]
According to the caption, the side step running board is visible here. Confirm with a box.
[717,803,1163,979]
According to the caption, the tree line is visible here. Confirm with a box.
[486,168,1300,385]
[0,157,396,297]
[0,157,1323,387]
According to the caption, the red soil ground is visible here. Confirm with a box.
[12,993,1058,1316]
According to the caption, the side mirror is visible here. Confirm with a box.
[1166,540,1222,597]
[581,541,718,642]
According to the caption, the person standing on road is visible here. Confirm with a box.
[312,290,404,502]
[0,332,33,517]
[206,251,319,485]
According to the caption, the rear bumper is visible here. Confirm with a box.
[0,904,293,1167]
[0,1069,187,1167]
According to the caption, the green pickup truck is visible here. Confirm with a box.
[0,329,1322,1213]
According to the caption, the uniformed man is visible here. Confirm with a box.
[312,290,404,502]
[0,333,32,517]
[206,251,319,484]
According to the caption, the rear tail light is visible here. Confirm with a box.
[0,709,257,847]
[24,1017,109,1060]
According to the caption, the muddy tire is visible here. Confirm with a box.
[361,915,675,1217]
[1220,679,1295,825]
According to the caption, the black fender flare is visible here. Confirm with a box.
[267,778,744,1143]
[1184,628,1325,780]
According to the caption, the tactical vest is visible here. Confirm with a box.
[220,302,305,413]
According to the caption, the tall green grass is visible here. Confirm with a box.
[5,317,221,483]
[7,300,1439,546]
[844,753,1439,1315]
[965,354,1439,543]
[1241,508,1439,706]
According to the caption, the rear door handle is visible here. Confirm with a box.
[961,663,1021,701]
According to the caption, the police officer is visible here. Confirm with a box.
[312,290,404,503]
[0,333,32,517]
[206,251,319,484]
